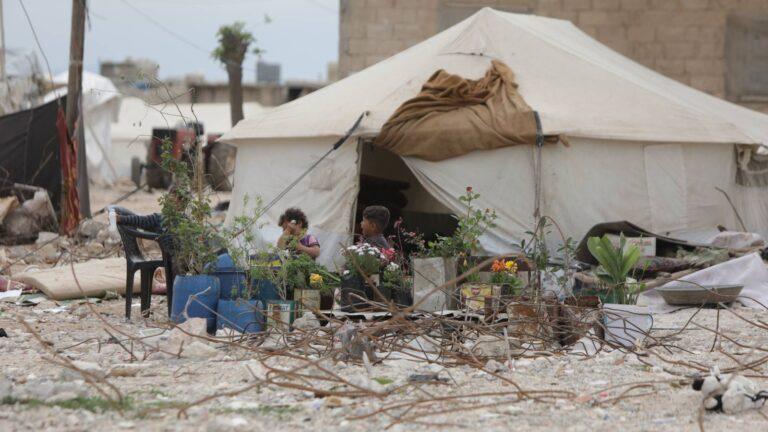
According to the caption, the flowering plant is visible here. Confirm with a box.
[343,243,387,277]
[489,259,522,289]
[382,261,405,287]
[427,187,497,259]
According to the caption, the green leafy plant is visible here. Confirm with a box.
[427,187,497,259]
[587,234,642,304]
[159,139,220,275]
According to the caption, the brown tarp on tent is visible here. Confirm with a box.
[373,60,541,161]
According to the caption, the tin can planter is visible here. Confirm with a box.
[216,299,264,333]
[460,283,502,313]
[171,275,221,334]
[294,289,321,317]
[266,300,295,331]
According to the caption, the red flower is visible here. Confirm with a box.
[382,248,397,262]
[466,186,473,192]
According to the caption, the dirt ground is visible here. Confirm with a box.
[1,184,768,431]
[1,298,768,431]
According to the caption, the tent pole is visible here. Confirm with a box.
[533,111,543,221]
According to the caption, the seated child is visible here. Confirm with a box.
[276,207,320,259]
[359,205,390,250]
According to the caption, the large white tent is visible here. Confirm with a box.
[221,8,768,267]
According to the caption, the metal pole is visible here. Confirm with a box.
[0,0,6,82]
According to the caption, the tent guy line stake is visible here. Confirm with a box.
[232,111,369,237]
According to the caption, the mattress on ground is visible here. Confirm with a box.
[15,258,140,300]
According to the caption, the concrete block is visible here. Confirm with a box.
[578,11,612,26]
[593,0,622,11]
[657,59,687,75]
[628,25,655,42]
[620,0,649,11]
[563,0,591,11]
[680,0,710,10]
[664,41,699,59]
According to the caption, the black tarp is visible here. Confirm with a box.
[0,97,63,211]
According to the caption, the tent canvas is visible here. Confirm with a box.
[221,8,768,267]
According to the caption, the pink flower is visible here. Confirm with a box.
[466,186,473,193]
[382,248,396,262]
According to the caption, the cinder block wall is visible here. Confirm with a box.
[339,0,768,113]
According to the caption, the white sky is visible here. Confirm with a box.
[4,0,339,83]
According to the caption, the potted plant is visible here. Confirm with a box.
[160,140,222,334]
[587,234,652,347]
[288,255,339,317]
[340,243,387,311]
[413,187,497,312]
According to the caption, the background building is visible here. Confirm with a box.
[339,0,768,113]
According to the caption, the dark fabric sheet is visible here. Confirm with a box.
[0,98,64,211]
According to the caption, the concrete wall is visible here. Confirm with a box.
[339,0,768,113]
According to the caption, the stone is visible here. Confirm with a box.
[108,363,150,377]
[206,416,250,432]
[484,359,506,373]
[78,219,106,240]
[182,341,219,359]
[84,241,105,256]
[169,318,209,345]
[472,335,509,358]
[293,311,320,331]
[62,361,107,380]
[0,377,12,400]
[35,231,59,245]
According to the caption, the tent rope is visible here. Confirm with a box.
[233,111,369,237]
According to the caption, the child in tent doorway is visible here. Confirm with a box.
[359,205,391,250]
[277,207,321,259]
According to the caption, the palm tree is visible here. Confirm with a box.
[212,22,259,126]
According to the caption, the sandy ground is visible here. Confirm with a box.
[1,299,768,432]
[2,183,768,431]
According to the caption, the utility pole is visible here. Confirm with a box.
[0,0,6,82]
[62,0,87,233]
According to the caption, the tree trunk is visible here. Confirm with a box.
[226,63,244,127]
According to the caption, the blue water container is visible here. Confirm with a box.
[253,278,281,304]
[216,299,264,333]
[208,253,250,300]
[171,275,220,334]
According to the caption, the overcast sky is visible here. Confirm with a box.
[4,0,339,83]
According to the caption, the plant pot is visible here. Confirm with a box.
[216,299,264,333]
[320,290,335,311]
[252,278,281,304]
[171,275,220,334]
[265,300,295,331]
[460,283,501,312]
[392,288,413,307]
[294,289,321,317]
[340,273,376,312]
[412,257,457,312]
[602,304,652,348]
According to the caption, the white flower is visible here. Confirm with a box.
[343,270,350,275]
[386,262,399,271]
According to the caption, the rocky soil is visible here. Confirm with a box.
[1,296,767,432]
